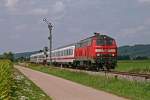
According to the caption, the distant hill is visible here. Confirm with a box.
[14,44,150,60]
[118,44,150,58]
[14,51,41,59]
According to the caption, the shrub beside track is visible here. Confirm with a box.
[0,60,13,100]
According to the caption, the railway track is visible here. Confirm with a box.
[18,63,150,82]
[109,71,150,80]
[59,67,150,82]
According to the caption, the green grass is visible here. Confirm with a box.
[0,60,13,100]
[11,68,52,100]
[116,60,150,73]
[27,63,150,100]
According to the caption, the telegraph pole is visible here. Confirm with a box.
[43,18,53,65]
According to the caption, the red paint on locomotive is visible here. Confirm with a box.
[74,33,117,69]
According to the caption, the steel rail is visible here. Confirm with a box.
[108,71,150,79]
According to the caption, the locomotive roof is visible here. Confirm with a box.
[77,34,114,43]
[52,34,114,50]
[52,43,76,51]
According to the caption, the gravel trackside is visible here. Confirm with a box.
[15,65,127,100]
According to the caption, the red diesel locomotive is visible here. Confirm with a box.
[30,33,117,70]
[74,33,117,70]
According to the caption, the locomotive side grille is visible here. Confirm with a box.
[98,54,114,58]
[96,54,117,64]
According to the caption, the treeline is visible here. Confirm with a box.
[0,52,29,62]
[0,52,14,61]
[118,55,149,60]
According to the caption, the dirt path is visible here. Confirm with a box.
[15,65,127,100]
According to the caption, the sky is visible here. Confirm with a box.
[0,0,150,53]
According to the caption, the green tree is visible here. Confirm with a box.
[1,52,14,61]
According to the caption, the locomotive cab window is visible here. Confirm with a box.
[76,38,92,48]
[97,35,113,46]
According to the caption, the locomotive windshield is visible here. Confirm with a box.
[96,35,113,46]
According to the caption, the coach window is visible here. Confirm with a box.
[69,49,71,55]
[56,52,58,56]
[62,50,64,56]
[58,51,60,56]
[64,50,67,56]
[55,52,57,56]
[61,51,63,56]
[67,49,69,55]
[60,51,63,56]
[57,51,58,56]
[65,50,67,55]
[54,52,56,57]
[60,51,61,56]
[62,51,63,56]
[66,50,67,55]
[63,50,65,56]
[68,49,70,55]
[70,49,73,55]
[70,49,72,55]
[57,52,59,56]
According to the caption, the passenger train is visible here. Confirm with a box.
[30,33,117,70]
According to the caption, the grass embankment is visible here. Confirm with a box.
[27,63,150,100]
[116,60,150,74]
[0,60,51,99]
[11,68,52,100]
[0,60,13,100]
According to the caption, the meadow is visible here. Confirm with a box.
[27,63,150,100]
[116,60,150,74]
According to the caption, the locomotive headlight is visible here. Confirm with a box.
[108,49,116,52]
[97,54,100,56]
[112,54,115,56]
[95,49,104,52]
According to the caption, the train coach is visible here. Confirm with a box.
[30,33,117,70]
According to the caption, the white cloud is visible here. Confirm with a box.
[53,1,65,13]
[120,26,145,35]
[138,0,150,3]
[0,19,4,22]
[15,24,27,31]
[5,0,19,9]
[119,23,150,39]
[144,18,150,25]
[7,8,49,16]
[29,8,49,15]
[9,32,21,39]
